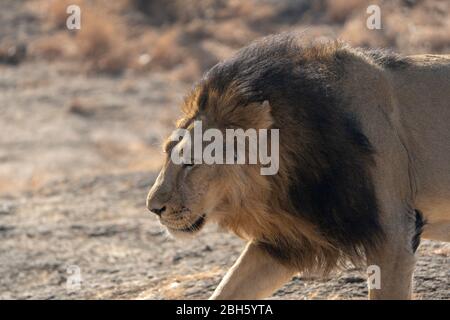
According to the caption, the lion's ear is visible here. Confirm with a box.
[234,100,273,128]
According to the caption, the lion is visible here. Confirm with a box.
[146,33,450,300]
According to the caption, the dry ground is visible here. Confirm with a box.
[0,0,448,299]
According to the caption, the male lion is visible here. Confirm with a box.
[146,34,450,300]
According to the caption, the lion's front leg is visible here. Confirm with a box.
[210,242,296,300]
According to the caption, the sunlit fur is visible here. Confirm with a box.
[157,34,405,274]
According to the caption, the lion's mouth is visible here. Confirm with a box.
[170,214,206,233]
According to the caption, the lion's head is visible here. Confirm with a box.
[146,88,276,238]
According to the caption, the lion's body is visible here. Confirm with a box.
[339,52,450,242]
[147,34,450,299]
[391,55,450,241]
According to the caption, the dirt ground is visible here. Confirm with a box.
[0,0,448,299]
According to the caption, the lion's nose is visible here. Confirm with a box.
[146,194,167,216]
[150,205,166,216]
[147,170,172,217]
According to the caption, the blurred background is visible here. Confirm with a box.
[0,0,448,299]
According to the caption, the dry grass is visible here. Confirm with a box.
[47,0,85,29]
[150,27,185,69]
[23,0,450,79]
[28,0,132,74]
[340,16,389,48]
[326,0,368,24]
[30,32,77,60]
[409,25,450,52]
[75,10,129,74]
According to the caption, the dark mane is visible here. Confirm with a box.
[186,33,385,272]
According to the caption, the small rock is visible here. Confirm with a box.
[68,99,95,117]
[0,43,27,65]
[340,276,365,284]
[0,202,16,215]
[172,254,183,263]
[0,225,15,233]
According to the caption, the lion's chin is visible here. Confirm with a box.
[165,214,206,236]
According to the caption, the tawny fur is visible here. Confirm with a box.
[148,33,450,299]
